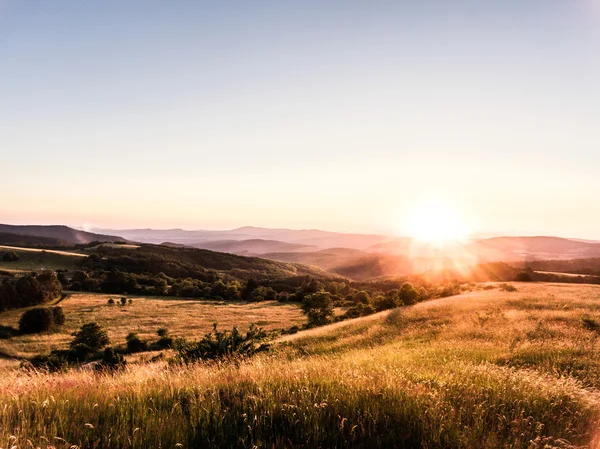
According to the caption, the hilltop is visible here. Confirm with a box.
[0,224,124,247]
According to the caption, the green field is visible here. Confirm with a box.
[2,283,600,447]
[0,245,85,272]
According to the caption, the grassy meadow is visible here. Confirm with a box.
[0,245,84,273]
[0,293,306,361]
[2,283,600,448]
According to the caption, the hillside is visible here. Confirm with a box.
[86,243,338,282]
[95,226,388,250]
[262,248,414,280]
[189,239,317,255]
[369,236,600,262]
[2,283,599,447]
[0,224,124,246]
[0,245,85,272]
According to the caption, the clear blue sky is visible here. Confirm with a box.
[1,1,599,237]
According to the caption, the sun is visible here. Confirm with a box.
[405,197,470,246]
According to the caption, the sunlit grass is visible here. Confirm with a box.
[0,293,305,359]
[2,283,600,448]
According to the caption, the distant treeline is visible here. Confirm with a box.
[523,258,600,278]
[0,272,63,312]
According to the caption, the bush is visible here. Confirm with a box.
[343,302,376,319]
[96,347,126,372]
[107,298,115,305]
[120,297,127,305]
[18,307,55,334]
[51,306,65,326]
[0,324,18,339]
[374,295,399,312]
[499,283,517,292]
[515,272,534,282]
[581,315,600,333]
[70,322,110,351]
[155,328,173,348]
[126,332,147,353]
[173,324,270,364]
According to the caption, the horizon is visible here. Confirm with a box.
[2,1,600,239]
[2,220,600,243]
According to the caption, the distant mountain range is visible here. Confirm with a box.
[91,226,388,250]
[4,223,600,281]
[0,224,124,246]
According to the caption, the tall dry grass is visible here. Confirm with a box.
[1,283,600,448]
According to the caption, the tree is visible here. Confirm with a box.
[15,274,45,307]
[70,322,110,351]
[36,272,62,302]
[19,307,55,334]
[242,278,259,300]
[399,283,419,305]
[353,291,371,305]
[126,332,147,353]
[0,280,16,311]
[301,292,335,326]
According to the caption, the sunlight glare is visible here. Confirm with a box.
[405,197,471,246]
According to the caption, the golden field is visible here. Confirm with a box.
[2,283,600,448]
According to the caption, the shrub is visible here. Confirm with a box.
[499,283,517,292]
[515,271,534,282]
[18,307,54,334]
[581,315,600,333]
[281,325,300,335]
[51,306,65,326]
[107,298,115,305]
[0,324,18,339]
[343,302,376,319]
[374,295,399,312]
[126,332,147,353]
[155,328,173,348]
[120,297,127,305]
[70,322,110,351]
[173,324,270,364]
[96,347,126,372]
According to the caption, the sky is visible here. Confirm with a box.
[1,0,599,238]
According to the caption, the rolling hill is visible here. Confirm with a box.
[0,224,124,246]
[93,226,388,250]
[86,243,338,282]
[188,239,317,255]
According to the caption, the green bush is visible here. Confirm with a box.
[343,302,376,319]
[155,328,173,348]
[18,307,55,334]
[70,322,110,351]
[126,332,147,353]
[96,347,126,372]
[173,324,270,364]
